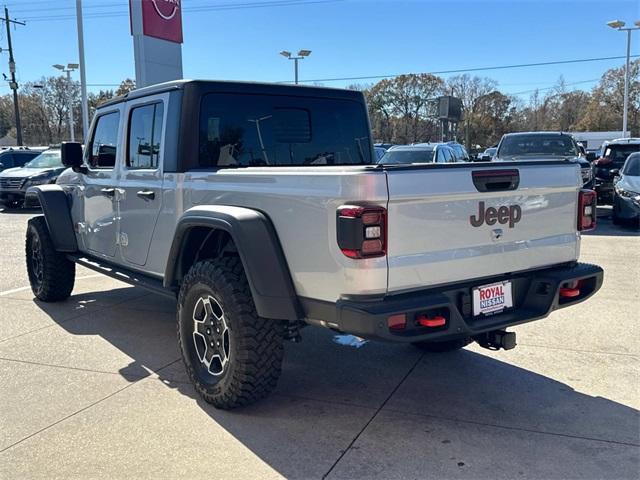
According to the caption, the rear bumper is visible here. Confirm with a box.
[302,262,603,343]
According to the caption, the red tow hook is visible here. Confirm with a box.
[559,287,580,298]
[417,315,446,328]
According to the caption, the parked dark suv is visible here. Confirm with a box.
[593,138,640,204]
[0,148,42,172]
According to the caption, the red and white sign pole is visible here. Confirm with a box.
[129,0,183,88]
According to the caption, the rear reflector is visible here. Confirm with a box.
[417,315,446,328]
[578,189,597,231]
[388,314,407,331]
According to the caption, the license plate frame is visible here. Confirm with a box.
[472,280,513,317]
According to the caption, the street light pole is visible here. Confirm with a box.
[53,63,79,142]
[76,0,89,141]
[66,70,75,142]
[280,50,312,84]
[607,20,640,138]
[623,28,631,138]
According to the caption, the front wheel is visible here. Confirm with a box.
[412,337,472,353]
[25,216,75,301]
[177,257,284,409]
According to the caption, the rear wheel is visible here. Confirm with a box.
[177,257,284,409]
[25,216,75,301]
[412,337,472,353]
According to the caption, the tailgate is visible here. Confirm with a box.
[385,163,581,293]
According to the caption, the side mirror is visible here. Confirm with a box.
[586,152,596,162]
[61,142,86,173]
[611,168,620,176]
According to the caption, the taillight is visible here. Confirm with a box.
[578,189,597,231]
[337,205,387,258]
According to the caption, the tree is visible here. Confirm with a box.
[366,74,444,143]
[576,59,639,133]
[446,74,497,148]
[116,78,136,96]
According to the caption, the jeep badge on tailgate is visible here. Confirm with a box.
[470,201,522,228]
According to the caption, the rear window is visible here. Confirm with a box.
[380,150,435,164]
[498,134,578,158]
[605,144,640,166]
[198,93,372,167]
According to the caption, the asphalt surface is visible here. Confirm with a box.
[0,206,638,479]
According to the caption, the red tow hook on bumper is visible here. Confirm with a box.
[560,280,583,298]
[417,315,446,328]
[559,288,581,298]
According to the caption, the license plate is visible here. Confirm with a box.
[473,281,513,317]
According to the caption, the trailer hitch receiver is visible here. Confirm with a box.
[475,330,516,351]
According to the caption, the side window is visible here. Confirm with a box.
[1,154,14,167]
[88,112,120,169]
[127,102,164,169]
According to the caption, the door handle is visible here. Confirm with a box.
[136,190,155,200]
[100,187,115,198]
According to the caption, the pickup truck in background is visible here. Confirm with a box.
[493,131,595,188]
[25,80,603,409]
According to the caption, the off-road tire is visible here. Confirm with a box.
[25,216,75,301]
[177,257,284,409]
[412,337,472,353]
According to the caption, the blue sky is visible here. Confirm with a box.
[1,0,639,99]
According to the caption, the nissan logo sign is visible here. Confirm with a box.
[151,0,180,21]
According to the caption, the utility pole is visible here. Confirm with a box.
[2,7,26,145]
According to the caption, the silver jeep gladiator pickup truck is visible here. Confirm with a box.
[25,80,603,409]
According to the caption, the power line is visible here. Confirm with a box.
[288,54,640,84]
[507,78,600,96]
[18,0,345,22]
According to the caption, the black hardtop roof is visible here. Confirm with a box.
[98,79,364,109]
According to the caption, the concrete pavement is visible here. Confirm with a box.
[0,207,638,479]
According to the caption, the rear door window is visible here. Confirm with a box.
[127,102,164,169]
[198,93,371,167]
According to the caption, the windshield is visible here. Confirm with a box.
[23,150,62,168]
[498,134,578,158]
[379,149,435,164]
[623,154,640,176]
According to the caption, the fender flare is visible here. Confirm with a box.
[27,185,78,252]
[165,205,301,321]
